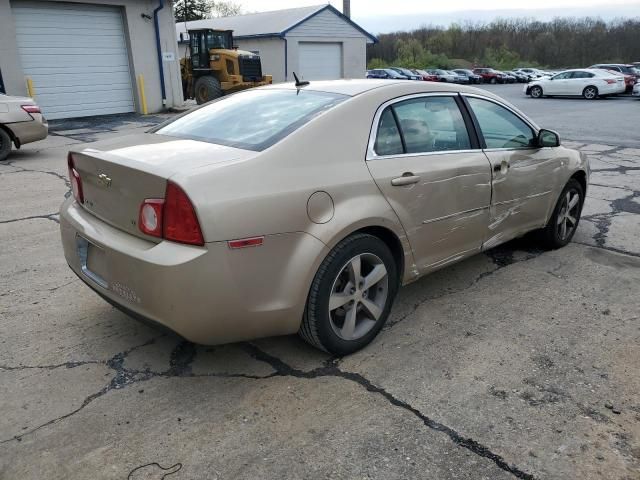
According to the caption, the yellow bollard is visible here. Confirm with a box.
[137,74,148,115]
[25,77,35,98]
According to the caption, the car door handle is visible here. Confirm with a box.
[391,174,421,186]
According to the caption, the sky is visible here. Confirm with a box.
[235,0,640,32]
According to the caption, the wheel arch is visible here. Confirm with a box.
[0,123,18,147]
[570,170,587,195]
[314,213,415,286]
[352,225,406,284]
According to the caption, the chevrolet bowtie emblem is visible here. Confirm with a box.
[97,173,112,187]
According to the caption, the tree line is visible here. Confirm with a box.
[174,0,241,22]
[367,17,640,70]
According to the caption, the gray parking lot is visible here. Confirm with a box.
[1,90,639,479]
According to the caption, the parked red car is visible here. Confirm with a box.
[472,67,503,84]
[412,69,439,81]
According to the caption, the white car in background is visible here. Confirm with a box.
[525,69,625,99]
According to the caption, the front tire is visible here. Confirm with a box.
[530,85,543,98]
[490,77,497,84]
[299,234,399,355]
[583,86,598,100]
[0,128,12,161]
[194,76,223,105]
[538,179,584,249]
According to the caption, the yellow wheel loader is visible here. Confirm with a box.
[181,29,272,104]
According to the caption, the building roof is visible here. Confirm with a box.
[176,4,377,43]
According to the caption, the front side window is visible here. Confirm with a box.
[373,96,471,156]
[155,89,347,151]
[553,72,572,80]
[467,97,536,149]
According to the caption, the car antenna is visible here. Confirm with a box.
[293,72,310,88]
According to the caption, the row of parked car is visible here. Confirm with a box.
[525,64,640,100]
[366,67,550,84]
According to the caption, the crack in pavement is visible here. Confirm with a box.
[0,213,59,225]
[384,243,544,330]
[581,187,640,251]
[3,335,535,478]
[573,241,640,258]
[240,344,536,480]
[0,337,275,444]
[1,159,71,189]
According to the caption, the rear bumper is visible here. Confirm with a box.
[60,197,328,344]
[600,83,625,95]
[6,118,48,145]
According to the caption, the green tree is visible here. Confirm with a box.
[210,0,241,17]
[174,0,211,21]
[174,0,241,22]
[367,58,388,69]
[482,45,521,70]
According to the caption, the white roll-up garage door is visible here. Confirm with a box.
[298,42,342,81]
[12,2,135,120]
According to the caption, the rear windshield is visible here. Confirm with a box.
[154,89,347,151]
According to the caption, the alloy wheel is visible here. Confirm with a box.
[556,189,581,241]
[328,253,389,341]
[584,87,597,99]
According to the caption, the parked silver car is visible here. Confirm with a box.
[0,94,48,160]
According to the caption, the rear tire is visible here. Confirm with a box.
[583,86,598,100]
[530,86,543,98]
[299,233,399,356]
[490,77,497,84]
[538,179,584,250]
[0,128,12,161]
[194,76,223,105]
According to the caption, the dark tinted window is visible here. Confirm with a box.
[570,71,594,79]
[375,109,403,156]
[374,96,471,155]
[468,97,536,149]
[155,89,347,151]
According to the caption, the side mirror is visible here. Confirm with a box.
[538,129,560,148]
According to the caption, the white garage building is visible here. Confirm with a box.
[176,4,377,83]
[0,0,184,119]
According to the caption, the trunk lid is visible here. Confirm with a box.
[71,133,254,241]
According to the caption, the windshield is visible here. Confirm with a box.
[155,89,347,151]
[206,31,231,49]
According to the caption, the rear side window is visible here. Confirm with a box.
[467,97,536,149]
[373,96,471,156]
[155,89,347,151]
[375,109,403,156]
[571,71,594,79]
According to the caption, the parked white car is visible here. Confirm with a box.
[525,69,626,99]
[514,68,544,80]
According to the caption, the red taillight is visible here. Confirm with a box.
[21,105,41,114]
[139,199,164,237]
[67,153,84,204]
[163,181,204,246]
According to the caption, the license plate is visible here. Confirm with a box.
[76,236,108,288]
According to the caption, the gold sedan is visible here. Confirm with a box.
[60,80,588,355]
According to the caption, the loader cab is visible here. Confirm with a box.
[189,29,234,69]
